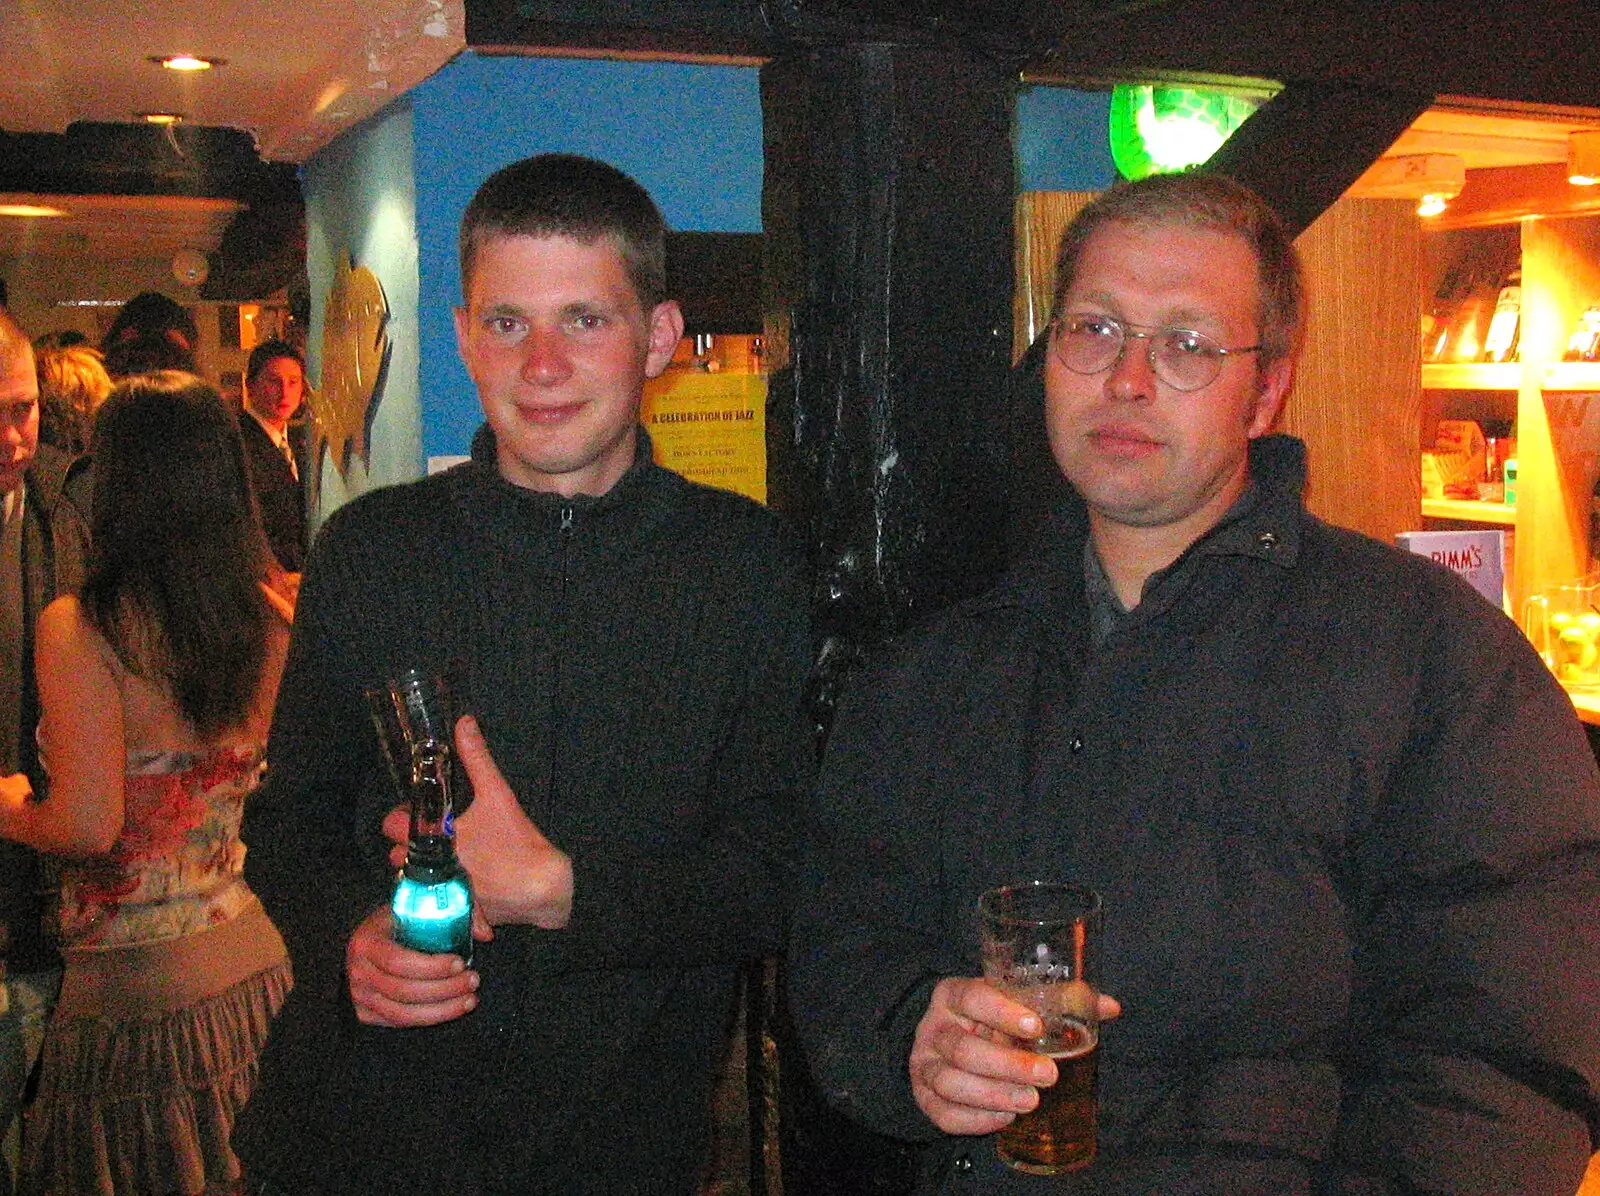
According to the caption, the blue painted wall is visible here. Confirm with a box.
[301,98,422,526]
[1016,85,1118,191]
[408,51,765,459]
[301,55,1111,491]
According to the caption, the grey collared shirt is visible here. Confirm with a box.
[1083,483,1266,649]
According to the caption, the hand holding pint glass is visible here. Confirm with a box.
[978,881,1102,1175]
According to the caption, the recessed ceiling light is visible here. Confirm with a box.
[151,54,224,72]
[0,204,69,218]
[139,112,184,125]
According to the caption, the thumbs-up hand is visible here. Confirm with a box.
[451,714,574,933]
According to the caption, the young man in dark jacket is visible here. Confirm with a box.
[239,339,308,574]
[791,173,1600,1195]
[0,307,88,1196]
[236,156,813,1194]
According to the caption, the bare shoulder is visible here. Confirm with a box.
[36,594,104,660]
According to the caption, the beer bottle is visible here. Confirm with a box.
[1481,270,1521,363]
[1445,269,1499,362]
[392,741,474,960]
[1422,266,1466,362]
[1564,305,1600,362]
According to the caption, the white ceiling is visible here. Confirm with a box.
[0,0,464,271]
[1,0,465,163]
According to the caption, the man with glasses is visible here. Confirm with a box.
[790,172,1600,1193]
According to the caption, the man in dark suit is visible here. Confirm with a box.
[240,340,308,573]
[0,306,88,1195]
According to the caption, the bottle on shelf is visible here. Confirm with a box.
[1422,266,1466,363]
[1480,269,1521,363]
[1442,270,1500,363]
[1480,419,1514,501]
[1563,304,1600,362]
[1591,476,1600,571]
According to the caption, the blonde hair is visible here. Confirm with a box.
[1049,173,1306,371]
[36,344,113,454]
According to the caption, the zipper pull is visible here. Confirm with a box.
[559,505,574,534]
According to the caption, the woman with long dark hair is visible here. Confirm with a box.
[0,371,292,1194]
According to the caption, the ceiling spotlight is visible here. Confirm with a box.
[151,54,224,72]
[139,112,183,125]
[1568,130,1600,186]
[1351,153,1466,218]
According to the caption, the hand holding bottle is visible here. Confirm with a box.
[346,908,479,1027]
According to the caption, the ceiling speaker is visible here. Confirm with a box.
[172,247,210,286]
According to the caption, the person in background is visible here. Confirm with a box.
[234,153,813,1195]
[0,370,292,1195]
[239,340,308,575]
[790,172,1600,1195]
[0,308,87,1196]
[33,343,112,456]
[100,292,199,379]
[28,333,86,353]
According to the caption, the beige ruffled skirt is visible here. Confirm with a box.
[21,903,291,1196]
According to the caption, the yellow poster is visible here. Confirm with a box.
[641,370,767,504]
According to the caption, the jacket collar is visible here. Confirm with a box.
[455,423,683,556]
[974,433,1309,621]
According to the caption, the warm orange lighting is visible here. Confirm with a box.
[0,204,68,218]
[152,54,223,72]
[1417,193,1451,217]
[1569,131,1600,186]
[139,112,183,125]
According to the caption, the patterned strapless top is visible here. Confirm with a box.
[59,743,266,952]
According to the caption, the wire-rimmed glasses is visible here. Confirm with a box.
[1051,313,1261,393]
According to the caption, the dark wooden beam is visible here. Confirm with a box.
[0,122,296,200]
[1203,80,1434,238]
[666,232,763,333]
[0,121,305,302]
[1033,0,1596,111]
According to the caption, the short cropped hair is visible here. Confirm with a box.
[1049,172,1305,371]
[459,154,668,311]
[246,339,304,384]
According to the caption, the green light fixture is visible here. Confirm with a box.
[1109,84,1262,180]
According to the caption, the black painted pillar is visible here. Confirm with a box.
[762,41,1017,700]
[755,41,1019,1196]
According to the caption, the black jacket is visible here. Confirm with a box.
[239,411,307,573]
[791,437,1600,1196]
[0,444,89,970]
[236,433,814,1194]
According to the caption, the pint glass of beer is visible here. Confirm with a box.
[977,882,1102,1175]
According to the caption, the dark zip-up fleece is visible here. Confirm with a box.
[791,435,1600,1196]
[237,431,814,1194]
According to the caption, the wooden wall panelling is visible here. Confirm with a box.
[1516,214,1600,612]
[1012,190,1097,363]
[1281,197,1424,545]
